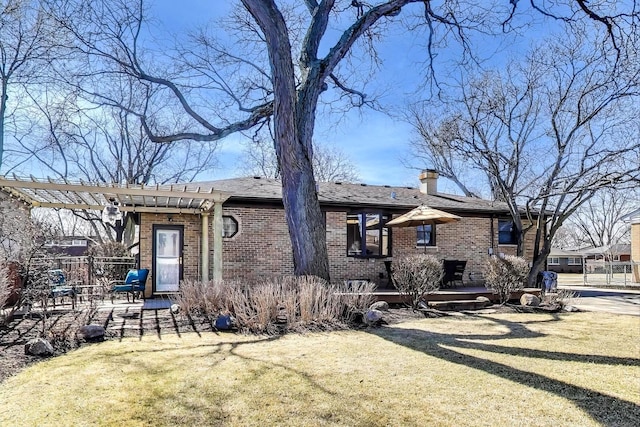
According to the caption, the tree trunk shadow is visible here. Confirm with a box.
[370,319,640,426]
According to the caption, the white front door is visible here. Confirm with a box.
[153,225,183,293]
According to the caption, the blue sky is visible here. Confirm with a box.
[147,1,445,188]
[149,1,550,191]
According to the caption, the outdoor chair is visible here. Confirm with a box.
[109,268,149,303]
[442,260,467,288]
[48,269,76,308]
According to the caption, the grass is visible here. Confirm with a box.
[0,312,638,426]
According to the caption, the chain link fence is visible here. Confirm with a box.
[583,260,639,287]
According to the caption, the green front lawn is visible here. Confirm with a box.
[1,312,638,426]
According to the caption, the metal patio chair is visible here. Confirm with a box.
[109,268,149,303]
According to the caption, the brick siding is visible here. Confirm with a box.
[140,206,539,291]
[221,206,294,281]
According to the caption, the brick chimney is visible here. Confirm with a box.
[419,169,438,195]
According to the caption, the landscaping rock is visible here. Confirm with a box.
[365,309,384,324]
[370,301,389,311]
[77,324,106,341]
[170,304,180,314]
[25,338,54,356]
[563,305,579,312]
[475,296,491,307]
[520,293,540,307]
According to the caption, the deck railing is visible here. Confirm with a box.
[30,255,137,286]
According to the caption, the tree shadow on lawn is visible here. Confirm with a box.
[370,313,640,426]
[95,335,344,424]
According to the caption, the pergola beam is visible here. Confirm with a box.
[30,201,205,214]
[0,176,231,210]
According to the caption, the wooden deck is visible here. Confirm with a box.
[371,286,542,305]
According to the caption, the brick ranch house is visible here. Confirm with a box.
[0,172,540,298]
[205,170,539,288]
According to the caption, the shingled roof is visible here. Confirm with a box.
[196,176,513,215]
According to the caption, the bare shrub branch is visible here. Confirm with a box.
[391,254,443,310]
[483,255,529,304]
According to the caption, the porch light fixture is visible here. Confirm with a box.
[102,199,122,225]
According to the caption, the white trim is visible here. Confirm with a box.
[212,203,224,282]
[201,212,210,282]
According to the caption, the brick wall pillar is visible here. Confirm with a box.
[201,212,210,282]
[212,203,224,282]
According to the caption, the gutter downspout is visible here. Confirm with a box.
[489,214,495,255]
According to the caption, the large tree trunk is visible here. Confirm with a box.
[242,0,330,280]
[528,237,552,287]
[0,79,7,170]
[528,213,551,286]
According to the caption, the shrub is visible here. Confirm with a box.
[21,263,58,335]
[483,255,529,304]
[230,280,281,333]
[230,276,345,334]
[175,279,233,321]
[46,306,97,353]
[88,242,133,281]
[0,264,11,324]
[391,255,443,310]
[334,280,376,321]
[176,276,376,334]
[542,289,577,310]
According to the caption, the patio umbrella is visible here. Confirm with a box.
[386,205,462,252]
[386,205,462,227]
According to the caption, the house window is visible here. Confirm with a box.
[567,257,582,265]
[548,257,560,265]
[498,219,517,245]
[222,215,238,238]
[347,212,390,257]
[417,224,435,246]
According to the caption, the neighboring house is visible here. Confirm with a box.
[548,244,632,275]
[0,172,541,298]
[547,248,585,274]
[583,244,631,262]
[44,236,94,257]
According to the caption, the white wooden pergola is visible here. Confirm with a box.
[0,175,230,282]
